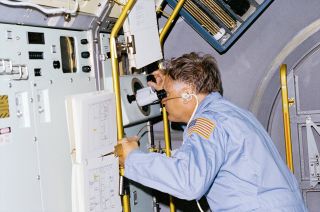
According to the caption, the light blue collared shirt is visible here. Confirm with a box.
[125,92,307,211]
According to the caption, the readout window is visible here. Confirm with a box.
[28,32,45,44]
[60,36,77,73]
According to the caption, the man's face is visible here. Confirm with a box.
[162,77,195,123]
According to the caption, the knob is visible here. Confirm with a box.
[146,74,156,83]
[127,94,136,104]
[53,60,60,69]
[81,39,88,45]
[82,66,91,73]
[81,51,90,58]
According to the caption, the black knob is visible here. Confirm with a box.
[81,51,90,58]
[157,89,167,100]
[146,74,156,83]
[127,94,136,104]
[53,60,60,69]
[82,66,91,73]
[81,39,88,45]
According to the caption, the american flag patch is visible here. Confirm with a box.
[187,118,215,139]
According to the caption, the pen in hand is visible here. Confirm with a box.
[99,143,123,158]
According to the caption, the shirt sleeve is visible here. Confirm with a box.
[124,120,226,200]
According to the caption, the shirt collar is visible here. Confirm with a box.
[195,92,222,114]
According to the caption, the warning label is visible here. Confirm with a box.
[0,127,11,135]
[0,127,11,145]
[0,95,10,118]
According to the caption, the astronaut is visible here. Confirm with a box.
[119,52,307,211]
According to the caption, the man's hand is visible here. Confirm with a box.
[147,69,166,91]
[118,136,139,167]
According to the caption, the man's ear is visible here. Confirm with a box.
[181,92,192,101]
[181,86,195,102]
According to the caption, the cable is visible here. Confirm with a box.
[196,200,205,212]
[136,124,151,138]
[187,94,199,127]
[0,0,79,15]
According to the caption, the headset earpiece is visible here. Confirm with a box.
[181,92,192,102]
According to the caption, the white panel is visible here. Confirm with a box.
[21,0,111,16]
[123,0,163,69]
[0,81,42,212]
[34,78,96,212]
[0,23,96,212]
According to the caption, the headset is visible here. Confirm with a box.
[181,92,193,102]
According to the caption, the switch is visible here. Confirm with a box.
[34,68,41,77]
[82,66,91,73]
[81,51,90,58]
[81,39,88,45]
[6,30,13,40]
[51,45,57,53]
[53,60,60,69]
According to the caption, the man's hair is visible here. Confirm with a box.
[163,52,223,95]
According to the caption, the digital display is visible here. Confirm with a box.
[28,32,45,44]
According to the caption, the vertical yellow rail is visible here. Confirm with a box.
[159,1,186,212]
[110,0,136,211]
[159,0,186,45]
[162,106,176,211]
[280,64,294,172]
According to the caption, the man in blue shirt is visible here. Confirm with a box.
[118,52,307,211]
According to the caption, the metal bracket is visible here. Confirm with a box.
[306,116,320,188]
[127,35,136,55]
[0,58,12,74]
[11,65,29,80]
[0,59,28,80]
[116,35,136,56]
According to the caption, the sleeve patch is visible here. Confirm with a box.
[187,118,215,139]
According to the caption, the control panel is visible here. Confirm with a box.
[0,23,94,80]
[0,23,96,212]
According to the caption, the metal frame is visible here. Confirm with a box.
[165,0,273,53]
[288,45,320,203]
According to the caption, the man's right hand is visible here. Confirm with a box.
[147,70,166,91]
[117,136,139,167]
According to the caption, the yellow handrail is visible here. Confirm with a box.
[159,0,186,45]
[280,64,294,172]
[163,107,172,158]
[162,106,176,212]
[110,0,136,211]
[158,1,186,212]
